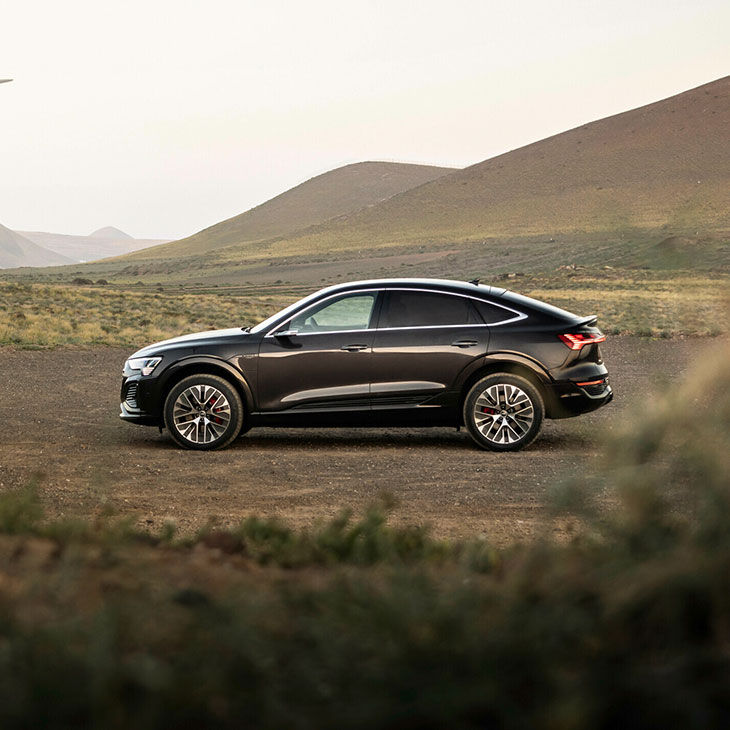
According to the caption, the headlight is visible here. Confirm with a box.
[127,356,162,376]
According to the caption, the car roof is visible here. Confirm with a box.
[318,278,507,298]
[250,278,581,335]
[325,278,581,322]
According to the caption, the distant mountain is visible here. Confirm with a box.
[89,226,134,240]
[0,223,72,269]
[19,230,171,263]
[127,161,456,260]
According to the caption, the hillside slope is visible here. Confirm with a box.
[225,75,729,260]
[130,161,456,259]
[0,223,72,269]
[3,77,727,285]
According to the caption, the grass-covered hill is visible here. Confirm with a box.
[5,76,726,289]
[242,75,729,260]
[125,160,456,260]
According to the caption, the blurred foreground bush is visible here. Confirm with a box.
[0,342,729,728]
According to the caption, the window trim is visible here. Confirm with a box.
[264,286,526,337]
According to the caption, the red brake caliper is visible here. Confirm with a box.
[209,396,224,424]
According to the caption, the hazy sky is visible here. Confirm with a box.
[1,0,728,239]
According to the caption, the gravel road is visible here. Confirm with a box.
[0,337,698,543]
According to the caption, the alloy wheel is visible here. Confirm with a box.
[473,383,535,445]
[172,384,232,445]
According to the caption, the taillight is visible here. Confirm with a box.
[558,332,606,350]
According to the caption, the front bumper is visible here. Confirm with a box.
[120,376,162,426]
[119,400,160,426]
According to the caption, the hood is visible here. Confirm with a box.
[129,327,249,358]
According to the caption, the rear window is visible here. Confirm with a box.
[380,291,481,328]
[472,299,518,324]
[498,290,577,321]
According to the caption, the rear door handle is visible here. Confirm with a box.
[451,339,478,348]
[341,344,368,352]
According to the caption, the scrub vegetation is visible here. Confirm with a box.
[0,282,288,347]
[0,344,728,727]
[0,270,726,347]
[521,270,728,337]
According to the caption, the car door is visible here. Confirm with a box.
[257,290,381,413]
[369,288,490,414]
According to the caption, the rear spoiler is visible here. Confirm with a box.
[573,315,598,328]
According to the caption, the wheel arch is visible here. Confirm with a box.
[158,357,255,413]
[458,355,558,419]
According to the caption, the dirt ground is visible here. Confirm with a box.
[0,337,699,544]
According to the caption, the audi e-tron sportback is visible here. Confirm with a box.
[120,279,612,451]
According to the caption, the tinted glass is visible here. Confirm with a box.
[499,290,575,321]
[289,293,377,333]
[473,299,516,324]
[380,291,481,328]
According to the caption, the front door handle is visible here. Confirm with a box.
[451,339,478,348]
[341,344,368,352]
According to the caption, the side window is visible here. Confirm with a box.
[288,293,377,333]
[380,291,481,328]
[473,299,516,324]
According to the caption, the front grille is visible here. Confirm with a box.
[124,382,138,408]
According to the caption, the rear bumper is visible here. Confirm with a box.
[548,379,613,419]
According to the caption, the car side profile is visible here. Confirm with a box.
[120,278,612,451]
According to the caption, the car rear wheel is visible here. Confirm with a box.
[164,374,244,450]
[463,373,544,451]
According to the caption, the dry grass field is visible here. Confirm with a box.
[522,271,728,336]
[0,270,725,347]
[0,283,289,347]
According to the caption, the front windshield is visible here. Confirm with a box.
[249,289,327,334]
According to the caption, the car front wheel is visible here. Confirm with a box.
[164,374,244,450]
[463,373,544,451]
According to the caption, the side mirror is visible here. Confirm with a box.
[275,329,299,338]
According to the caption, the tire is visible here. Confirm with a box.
[164,374,244,451]
[463,373,544,452]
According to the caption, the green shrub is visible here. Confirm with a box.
[0,479,42,533]
[198,504,448,568]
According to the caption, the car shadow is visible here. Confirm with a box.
[241,427,595,451]
[237,429,474,451]
[125,426,594,452]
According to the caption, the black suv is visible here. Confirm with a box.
[120,279,612,451]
